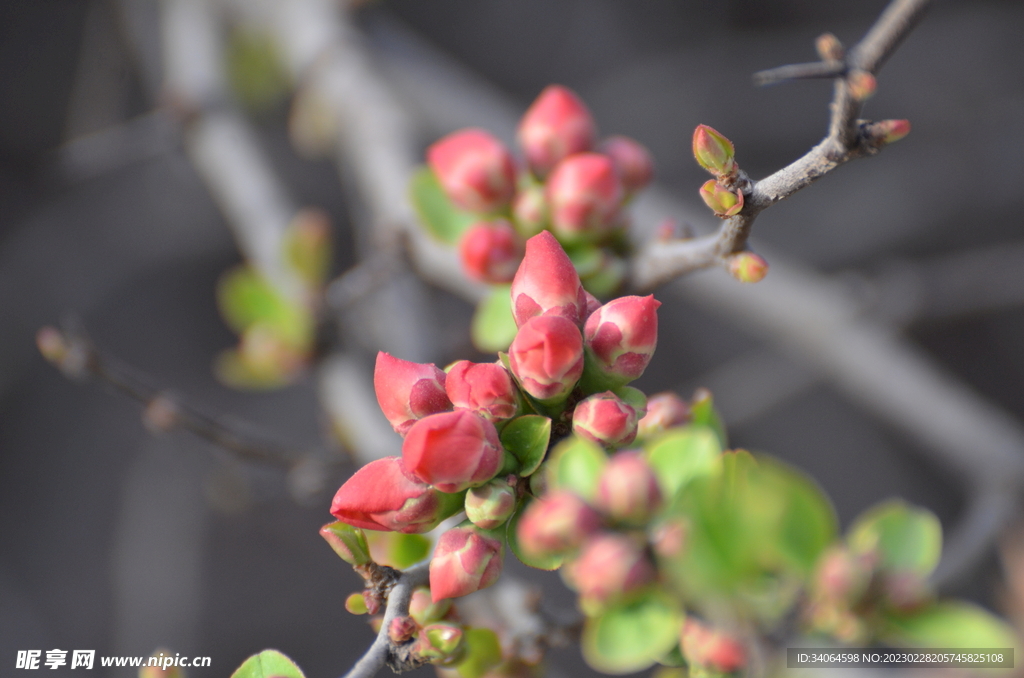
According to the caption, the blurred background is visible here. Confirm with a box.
[1,0,1023,675]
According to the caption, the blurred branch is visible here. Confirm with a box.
[630,0,933,290]
[36,324,303,467]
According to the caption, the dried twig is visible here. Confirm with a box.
[631,0,934,290]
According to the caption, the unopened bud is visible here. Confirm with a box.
[868,118,911,146]
[583,295,660,390]
[692,125,737,177]
[389,615,419,643]
[699,180,743,218]
[465,478,517,529]
[320,520,372,565]
[518,85,597,178]
[409,586,452,625]
[516,490,602,557]
[600,135,654,193]
[445,360,519,422]
[374,352,452,437]
[546,153,623,243]
[637,392,690,440]
[427,129,517,214]
[511,231,588,327]
[883,571,930,612]
[459,220,524,284]
[508,315,584,403]
[726,252,768,283]
[847,70,876,101]
[414,623,465,662]
[429,524,505,601]
[594,450,662,524]
[572,391,638,448]
[681,619,746,673]
[512,183,548,238]
[568,533,655,607]
[345,592,369,615]
[815,546,871,604]
[403,411,504,493]
[815,33,844,62]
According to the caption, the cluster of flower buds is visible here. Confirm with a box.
[692,124,743,218]
[326,231,662,607]
[425,85,654,295]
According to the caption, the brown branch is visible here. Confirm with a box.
[630,0,934,291]
[37,323,304,467]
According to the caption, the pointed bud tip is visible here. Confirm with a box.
[692,125,737,177]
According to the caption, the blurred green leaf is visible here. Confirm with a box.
[506,499,564,571]
[848,500,942,577]
[230,650,305,678]
[612,385,648,418]
[566,243,604,277]
[545,435,607,502]
[454,627,503,678]
[226,29,290,113]
[689,390,727,449]
[471,285,518,353]
[217,266,312,350]
[882,601,1019,649]
[365,531,432,569]
[284,210,332,287]
[645,426,721,498]
[410,167,478,244]
[581,590,682,674]
[500,415,551,477]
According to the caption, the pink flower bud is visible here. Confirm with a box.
[726,252,768,283]
[330,457,462,533]
[458,220,523,284]
[445,360,519,422]
[699,180,743,217]
[582,290,602,320]
[584,295,660,388]
[512,183,548,238]
[546,153,623,242]
[508,315,584,402]
[594,450,662,523]
[518,85,596,178]
[510,231,588,328]
[681,619,746,673]
[427,128,516,213]
[389,616,419,643]
[374,352,452,436]
[600,135,654,193]
[572,391,638,448]
[847,70,876,101]
[516,490,602,557]
[429,525,505,601]
[637,392,690,439]
[870,119,911,146]
[409,586,452,625]
[465,478,517,529]
[692,124,737,177]
[402,411,504,493]
[568,533,655,605]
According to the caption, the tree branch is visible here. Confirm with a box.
[341,562,430,678]
[630,0,934,291]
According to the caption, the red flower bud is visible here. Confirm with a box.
[465,478,517,529]
[518,85,596,178]
[594,450,662,523]
[600,135,654,193]
[699,179,744,217]
[584,295,660,388]
[692,124,736,177]
[546,153,623,242]
[726,251,768,283]
[512,183,548,238]
[330,457,462,533]
[389,616,419,643]
[516,490,602,557]
[508,315,584,402]
[568,533,655,605]
[458,220,523,284]
[583,290,602,320]
[572,391,638,448]
[374,352,452,436]
[402,411,503,493]
[637,392,690,440]
[510,231,588,328]
[429,525,505,601]
[681,619,746,673]
[445,360,519,422]
[427,128,517,213]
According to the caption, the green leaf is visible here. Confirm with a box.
[848,500,942,577]
[545,435,607,502]
[471,285,518,353]
[230,650,306,678]
[365,532,432,569]
[882,601,1019,649]
[580,253,626,298]
[455,627,504,678]
[500,415,551,477]
[612,385,648,419]
[506,499,564,571]
[217,266,311,349]
[226,29,289,112]
[689,389,727,449]
[581,591,682,674]
[565,243,604,277]
[410,167,479,244]
[645,426,721,498]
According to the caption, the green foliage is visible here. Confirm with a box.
[365,532,432,569]
[689,390,727,449]
[410,167,479,245]
[581,590,682,674]
[644,426,721,499]
[226,29,290,113]
[230,650,305,678]
[471,285,518,352]
[882,601,1019,649]
[217,266,311,349]
[848,500,942,577]
[453,627,504,678]
[500,415,551,477]
[545,435,608,502]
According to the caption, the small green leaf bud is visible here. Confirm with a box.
[345,592,369,615]
[699,180,744,218]
[320,521,372,566]
[692,125,737,178]
[726,252,769,283]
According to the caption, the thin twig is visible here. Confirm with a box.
[630,0,934,291]
[37,323,303,466]
[341,562,430,678]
